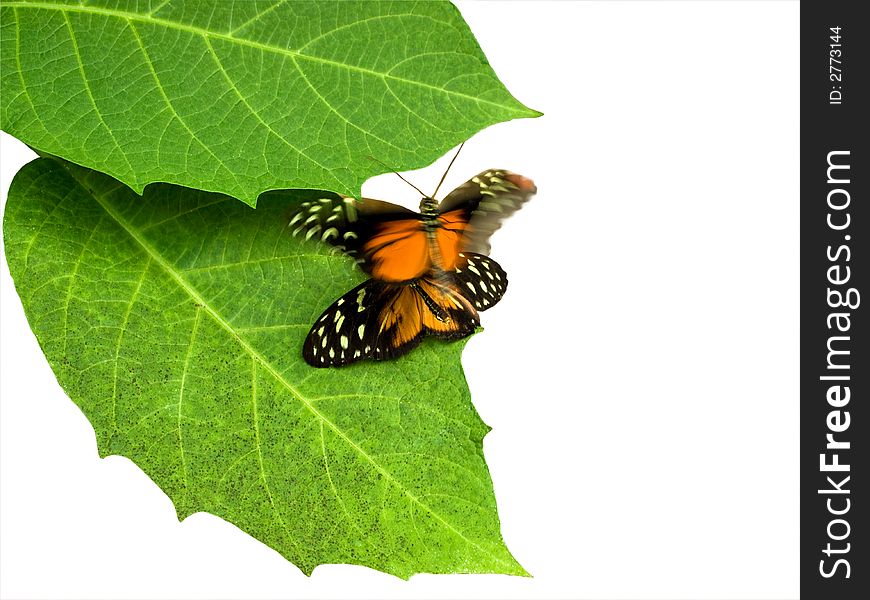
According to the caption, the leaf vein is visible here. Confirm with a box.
[59,214,103,355]
[295,13,454,54]
[319,421,384,558]
[202,35,346,192]
[61,11,136,178]
[226,0,288,36]
[108,255,151,438]
[125,19,240,189]
[251,359,304,555]
[11,7,53,143]
[176,306,202,506]
[289,55,400,154]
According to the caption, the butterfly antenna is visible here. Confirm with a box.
[365,155,428,197]
[431,142,465,198]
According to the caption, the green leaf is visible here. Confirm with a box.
[2,157,526,578]
[0,0,540,206]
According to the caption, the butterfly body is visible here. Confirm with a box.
[291,169,536,367]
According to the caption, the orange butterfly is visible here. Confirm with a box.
[290,169,537,367]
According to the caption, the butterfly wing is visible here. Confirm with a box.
[452,253,509,311]
[412,278,480,339]
[303,277,479,367]
[437,170,537,256]
[303,278,398,367]
[289,197,431,281]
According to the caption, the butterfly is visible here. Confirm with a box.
[290,168,537,367]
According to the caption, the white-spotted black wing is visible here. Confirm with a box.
[453,252,509,311]
[288,196,419,259]
[303,276,481,368]
[438,170,537,256]
[303,279,390,367]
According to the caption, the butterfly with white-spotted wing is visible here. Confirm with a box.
[290,150,537,367]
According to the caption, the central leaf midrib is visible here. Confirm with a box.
[4,0,522,113]
[59,163,511,568]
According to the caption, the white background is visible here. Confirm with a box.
[0,2,799,598]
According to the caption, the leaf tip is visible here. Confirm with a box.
[126,180,147,197]
[512,104,543,119]
[173,505,196,523]
[515,560,533,578]
[497,552,532,578]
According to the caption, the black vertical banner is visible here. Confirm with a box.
[801,2,867,598]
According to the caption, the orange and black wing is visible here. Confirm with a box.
[303,277,479,368]
[437,170,537,256]
[289,196,431,281]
